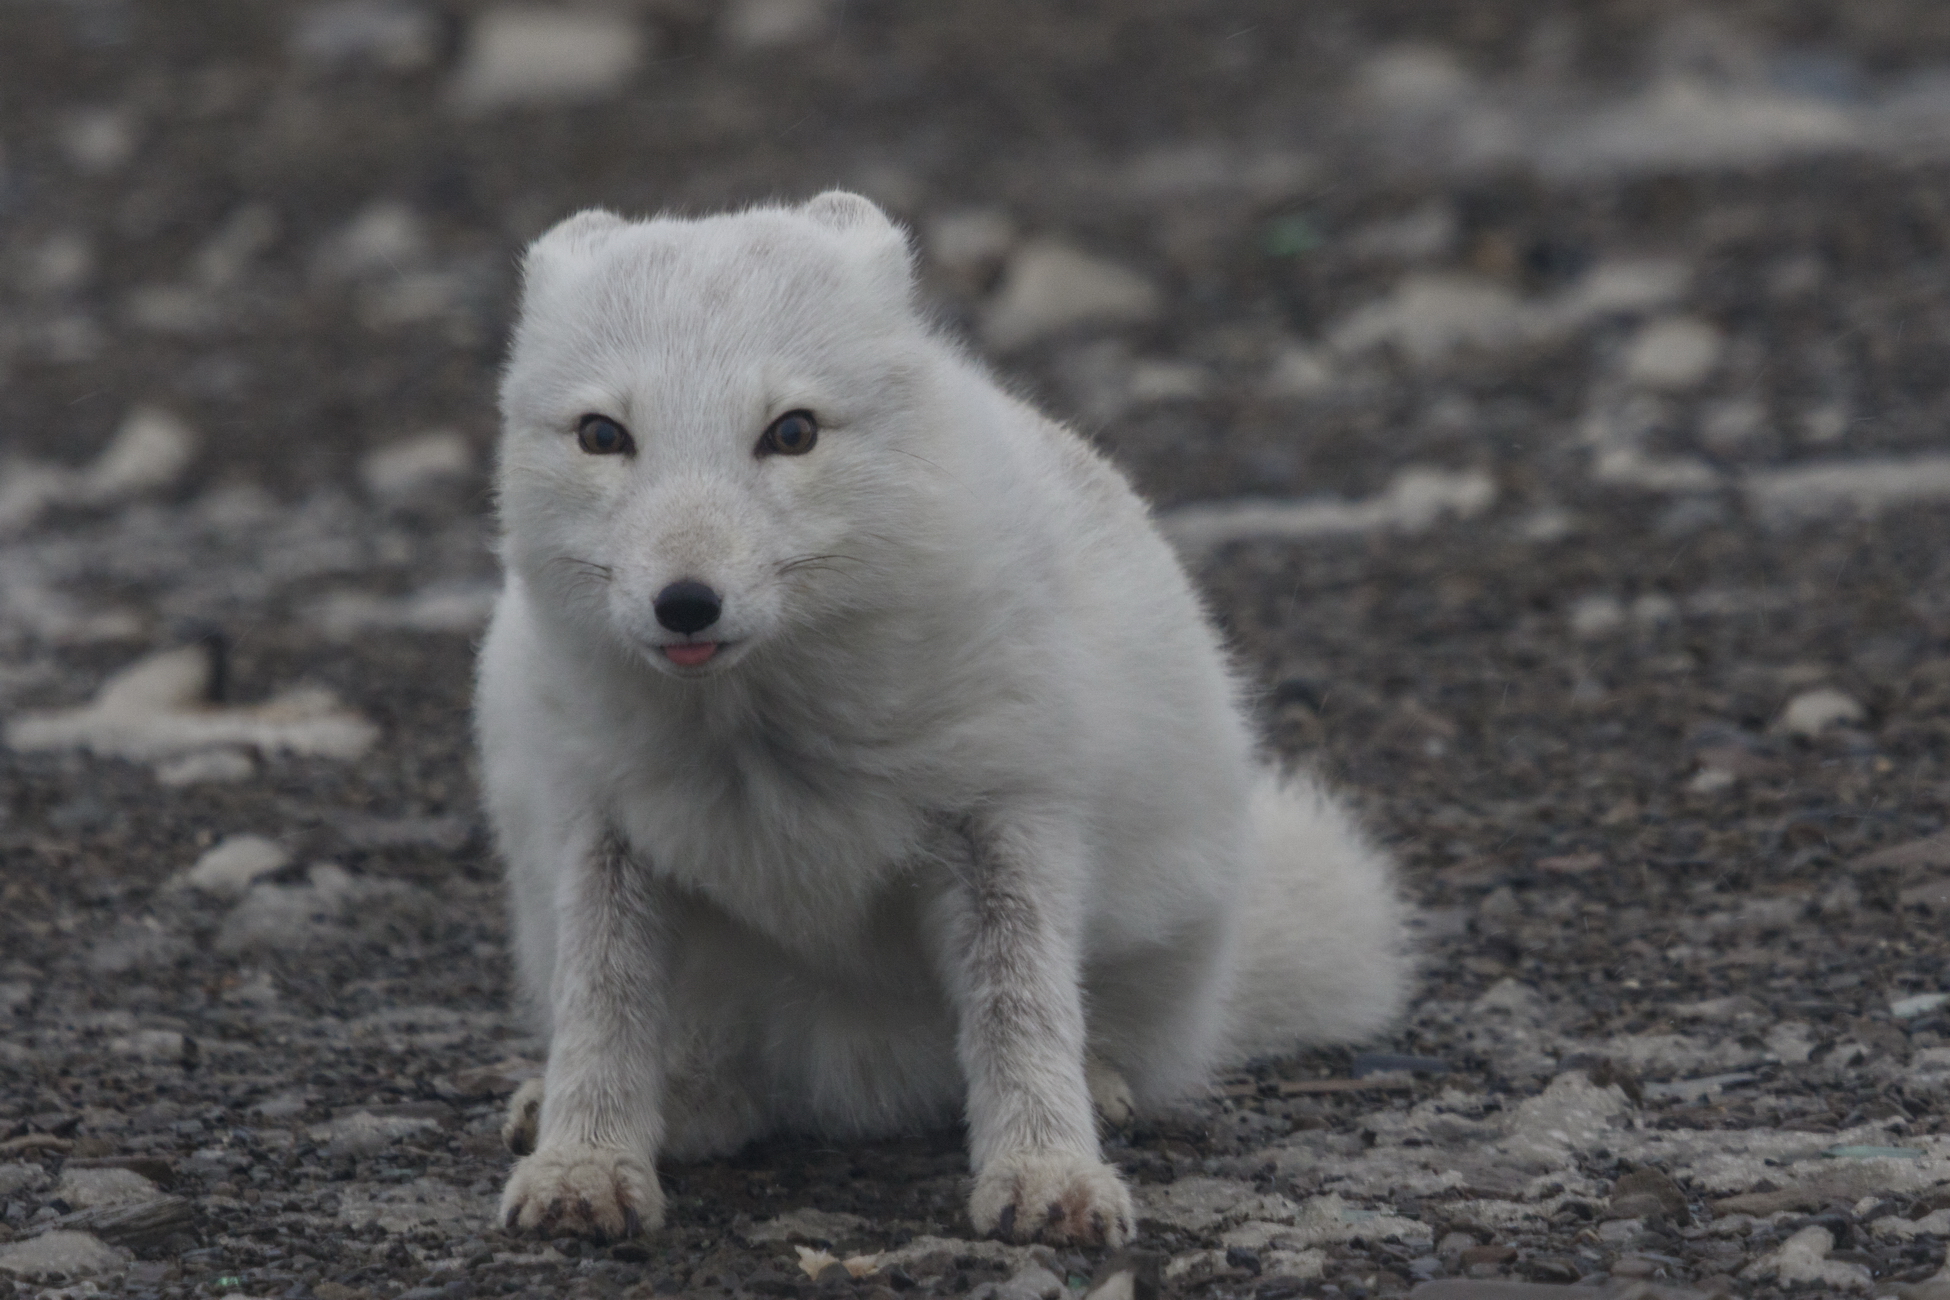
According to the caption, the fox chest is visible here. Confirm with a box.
[608,734,942,954]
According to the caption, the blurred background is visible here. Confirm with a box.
[5,2,1950,1296]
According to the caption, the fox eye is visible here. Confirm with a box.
[758,410,818,457]
[576,414,634,456]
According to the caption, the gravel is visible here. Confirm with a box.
[5,2,1950,1298]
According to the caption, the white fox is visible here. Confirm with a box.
[476,192,1408,1246]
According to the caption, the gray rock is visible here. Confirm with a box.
[0,1230,128,1278]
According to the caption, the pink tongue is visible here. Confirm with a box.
[664,643,719,667]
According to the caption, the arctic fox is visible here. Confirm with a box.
[476,192,1408,1246]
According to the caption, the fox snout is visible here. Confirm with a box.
[653,581,722,634]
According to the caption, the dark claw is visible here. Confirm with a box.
[1046,1201,1064,1224]
[996,1203,1016,1240]
[624,1205,643,1238]
[504,1206,520,1231]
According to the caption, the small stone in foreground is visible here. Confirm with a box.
[0,1231,128,1279]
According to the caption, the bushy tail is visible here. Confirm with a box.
[1221,769,1411,1064]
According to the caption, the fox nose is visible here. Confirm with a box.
[654,580,722,635]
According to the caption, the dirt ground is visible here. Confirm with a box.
[5,2,1950,1297]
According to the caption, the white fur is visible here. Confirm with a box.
[476,192,1409,1244]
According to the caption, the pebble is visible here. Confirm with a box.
[1161,466,1495,556]
[925,208,1017,280]
[55,1167,162,1210]
[59,107,136,174]
[0,1164,47,1197]
[310,583,498,639]
[1744,453,1950,525]
[1894,993,1950,1019]
[980,240,1162,351]
[721,0,830,51]
[1328,274,1527,364]
[177,834,291,898]
[1622,317,1724,390]
[0,406,198,534]
[311,1110,441,1158]
[1261,344,1335,397]
[314,200,429,281]
[6,645,379,763]
[291,0,439,71]
[449,7,648,112]
[359,429,473,501]
[1777,687,1865,737]
[19,231,94,296]
[1744,1224,1872,1291]
[0,1231,127,1279]
[154,747,256,786]
[740,1206,872,1244]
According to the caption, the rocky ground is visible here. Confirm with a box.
[6,1,1950,1297]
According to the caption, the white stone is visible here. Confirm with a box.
[124,283,218,334]
[315,200,429,281]
[1894,993,1950,1019]
[1004,1264,1064,1300]
[1568,594,1624,639]
[740,1206,871,1244]
[980,240,1162,351]
[1538,81,1858,181]
[0,406,198,534]
[0,1231,127,1279]
[360,429,472,499]
[60,108,136,174]
[20,232,94,295]
[722,0,829,50]
[6,646,378,763]
[1262,345,1334,397]
[154,748,256,786]
[1778,687,1865,738]
[1346,203,1455,262]
[1353,46,1475,113]
[292,1,439,70]
[310,1110,440,1157]
[1591,447,1722,493]
[55,1167,161,1209]
[1623,316,1723,390]
[1744,454,1950,525]
[450,8,647,112]
[108,1029,190,1060]
[1744,1225,1872,1291]
[926,209,1016,279]
[0,1163,47,1197]
[1686,767,1737,796]
[86,407,199,501]
[1327,274,1526,364]
[310,583,498,639]
[1161,466,1495,556]
[193,204,280,289]
[179,835,291,898]
[1126,360,1210,403]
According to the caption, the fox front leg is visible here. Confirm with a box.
[932,813,1135,1247]
[500,834,668,1240]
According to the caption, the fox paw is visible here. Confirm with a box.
[500,1143,663,1240]
[969,1150,1134,1246]
[502,1077,543,1155]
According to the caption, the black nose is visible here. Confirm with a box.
[654,580,722,635]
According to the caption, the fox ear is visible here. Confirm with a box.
[522,208,626,280]
[801,190,894,234]
[800,190,913,288]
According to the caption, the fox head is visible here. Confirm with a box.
[496,192,950,677]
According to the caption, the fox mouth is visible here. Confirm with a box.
[662,642,721,668]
